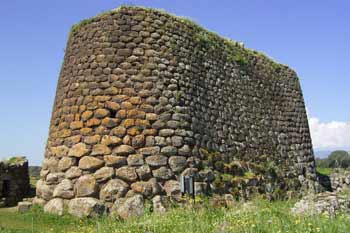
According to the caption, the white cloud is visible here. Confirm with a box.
[309,117,350,149]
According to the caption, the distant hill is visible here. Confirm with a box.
[29,166,41,181]
[314,150,333,159]
[316,150,350,169]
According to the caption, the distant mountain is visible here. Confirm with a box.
[314,150,333,159]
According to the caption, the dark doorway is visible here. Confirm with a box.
[2,180,10,197]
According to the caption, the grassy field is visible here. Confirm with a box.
[316,167,334,176]
[1,198,350,233]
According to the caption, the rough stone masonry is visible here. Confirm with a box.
[36,6,317,216]
[0,157,30,207]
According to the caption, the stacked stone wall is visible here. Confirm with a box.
[36,6,316,212]
[0,157,30,206]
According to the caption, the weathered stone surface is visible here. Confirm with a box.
[46,172,65,185]
[138,146,160,156]
[161,146,177,156]
[50,145,69,158]
[104,155,127,167]
[18,201,32,213]
[84,135,101,145]
[181,168,198,177]
[178,145,191,156]
[58,157,76,171]
[132,135,145,148]
[44,198,64,216]
[36,180,53,201]
[32,197,47,206]
[159,129,174,137]
[152,167,173,180]
[91,144,111,156]
[101,135,122,146]
[70,121,83,130]
[111,126,126,137]
[101,117,119,128]
[145,155,167,167]
[65,166,82,179]
[43,157,59,173]
[171,136,183,147]
[131,181,153,197]
[113,145,135,156]
[112,194,144,219]
[127,154,144,166]
[116,167,138,182]
[164,180,181,200]
[53,179,74,199]
[81,111,93,121]
[75,175,97,197]
[291,192,350,216]
[99,179,129,201]
[68,198,105,218]
[94,108,110,118]
[136,164,152,180]
[40,169,49,179]
[79,156,104,170]
[94,167,114,182]
[68,143,89,158]
[169,156,187,172]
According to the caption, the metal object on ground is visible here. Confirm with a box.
[180,175,195,199]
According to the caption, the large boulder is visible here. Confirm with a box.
[91,144,112,156]
[32,197,47,207]
[65,166,82,179]
[79,156,104,170]
[36,179,54,201]
[127,154,144,166]
[104,155,127,167]
[99,179,129,202]
[115,166,138,182]
[164,180,181,200]
[53,179,74,199]
[50,145,69,158]
[145,155,167,167]
[46,172,65,185]
[68,198,105,218]
[74,175,97,197]
[58,157,76,171]
[44,198,64,216]
[131,181,153,197]
[152,167,173,180]
[68,143,90,157]
[169,156,187,172]
[112,195,144,219]
[136,164,152,180]
[113,145,135,156]
[94,167,114,182]
[18,201,32,213]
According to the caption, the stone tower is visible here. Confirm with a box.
[36,6,316,214]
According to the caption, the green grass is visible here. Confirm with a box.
[1,198,350,233]
[316,167,333,176]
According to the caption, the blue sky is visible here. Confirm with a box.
[0,0,349,164]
